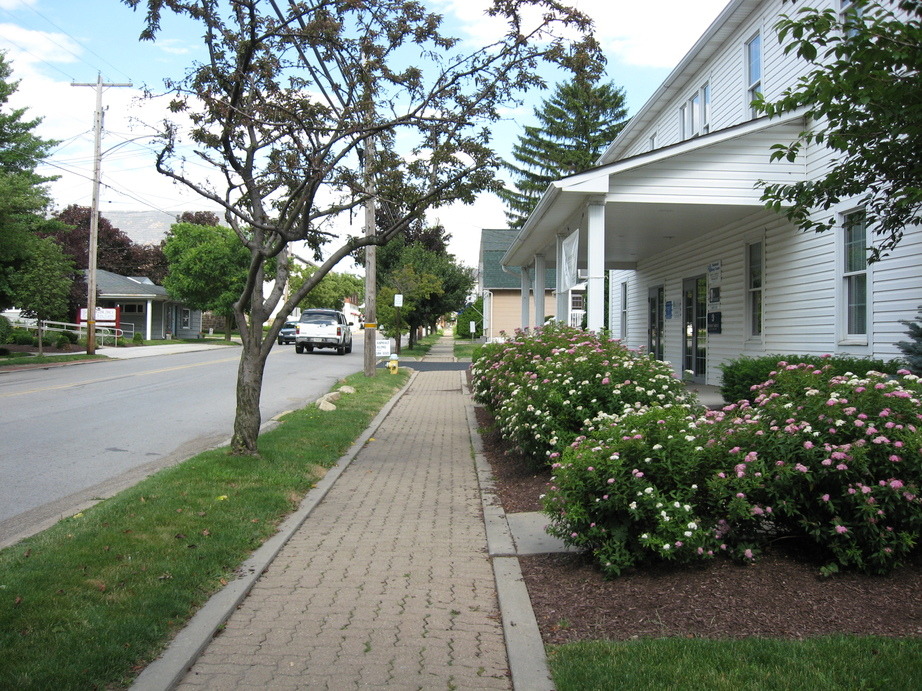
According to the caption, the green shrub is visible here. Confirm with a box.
[56,334,72,350]
[719,353,903,404]
[132,332,144,344]
[11,329,35,345]
[455,298,483,340]
[0,315,11,343]
[545,362,922,576]
[471,323,696,466]
[60,330,79,344]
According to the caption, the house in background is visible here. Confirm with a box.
[500,0,920,385]
[479,229,557,340]
[93,269,202,340]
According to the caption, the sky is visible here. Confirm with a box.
[0,0,732,271]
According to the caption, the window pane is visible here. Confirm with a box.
[750,290,763,336]
[748,242,763,289]
[748,34,761,84]
[847,273,867,334]
[844,213,867,273]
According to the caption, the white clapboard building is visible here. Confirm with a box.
[501,0,920,385]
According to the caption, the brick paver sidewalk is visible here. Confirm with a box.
[176,365,510,689]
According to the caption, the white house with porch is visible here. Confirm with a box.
[501,0,921,385]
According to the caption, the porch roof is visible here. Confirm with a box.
[92,269,170,300]
[502,112,807,270]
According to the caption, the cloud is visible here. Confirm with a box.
[155,38,193,56]
[432,0,732,70]
[0,22,81,68]
[578,0,733,68]
[0,0,37,10]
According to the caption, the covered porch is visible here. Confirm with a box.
[500,114,807,334]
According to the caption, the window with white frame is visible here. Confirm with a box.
[840,0,864,38]
[122,303,145,314]
[746,240,763,337]
[679,83,710,140]
[181,308,191,330]
[649,132,657,151]
[842,211,868,338]
[745,32,762,118]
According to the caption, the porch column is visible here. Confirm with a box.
[555,233,569,323]
[146,299,153,340]
[520,266,531,331]
[587,201,606,333]
[533,254,546,327]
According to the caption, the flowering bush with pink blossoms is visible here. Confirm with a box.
[471,324,695,465]
[544,361,922,576]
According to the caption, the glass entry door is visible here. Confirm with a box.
[647,285,664,360]
[683,276,707,381]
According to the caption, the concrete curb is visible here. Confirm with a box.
[131,371,418,691]
[462,372,555,691]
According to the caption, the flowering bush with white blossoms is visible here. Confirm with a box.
[543,405,724,577]
[544,361,922,576]
[470,324,695,465]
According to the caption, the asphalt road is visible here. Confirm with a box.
[0,339,366,547]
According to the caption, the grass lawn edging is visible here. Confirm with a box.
[0,368,412,690]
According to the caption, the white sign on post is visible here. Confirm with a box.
[393,293,403,307]
[375,340,391,357]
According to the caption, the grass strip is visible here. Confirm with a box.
[549,637,922,690]
[0,369,409,690]
[0,354,106,368]
[453,341,479,360]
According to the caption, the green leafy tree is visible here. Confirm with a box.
[499,75,629,228]
[10,235,74,354]
[162,222,250,340]
[0,52,59,309]
[757,0,922,261]
[123,0,600,455]
[377,264,443,353]
[289,265,363,311]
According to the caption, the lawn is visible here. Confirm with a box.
[0,368,410,690]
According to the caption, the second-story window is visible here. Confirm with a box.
[746,32,762,118]
[680,83,710,140]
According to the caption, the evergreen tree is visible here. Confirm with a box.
[499,76,629,228]
[0,52,59,309]
[896,306,922,375]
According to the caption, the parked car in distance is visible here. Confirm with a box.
[278,321,298,345]
[295,309,353,354]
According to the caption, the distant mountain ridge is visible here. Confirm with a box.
[102,210,181,246]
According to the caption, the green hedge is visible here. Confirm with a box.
[719,353,904,404]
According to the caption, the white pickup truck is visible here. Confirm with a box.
[294,309,353,355]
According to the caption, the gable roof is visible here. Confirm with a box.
[91,269,169,299]
[480,229,555,290]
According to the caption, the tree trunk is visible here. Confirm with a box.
[224,314,233,342]
[230,338,267,456]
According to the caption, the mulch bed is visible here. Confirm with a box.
[474,405,922,646]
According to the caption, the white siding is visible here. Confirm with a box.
[619,0,818,159]
[591,0,919,385]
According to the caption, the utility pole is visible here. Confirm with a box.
[72,74,132,355]
[362,136,377,378]
[361,46,378,378]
